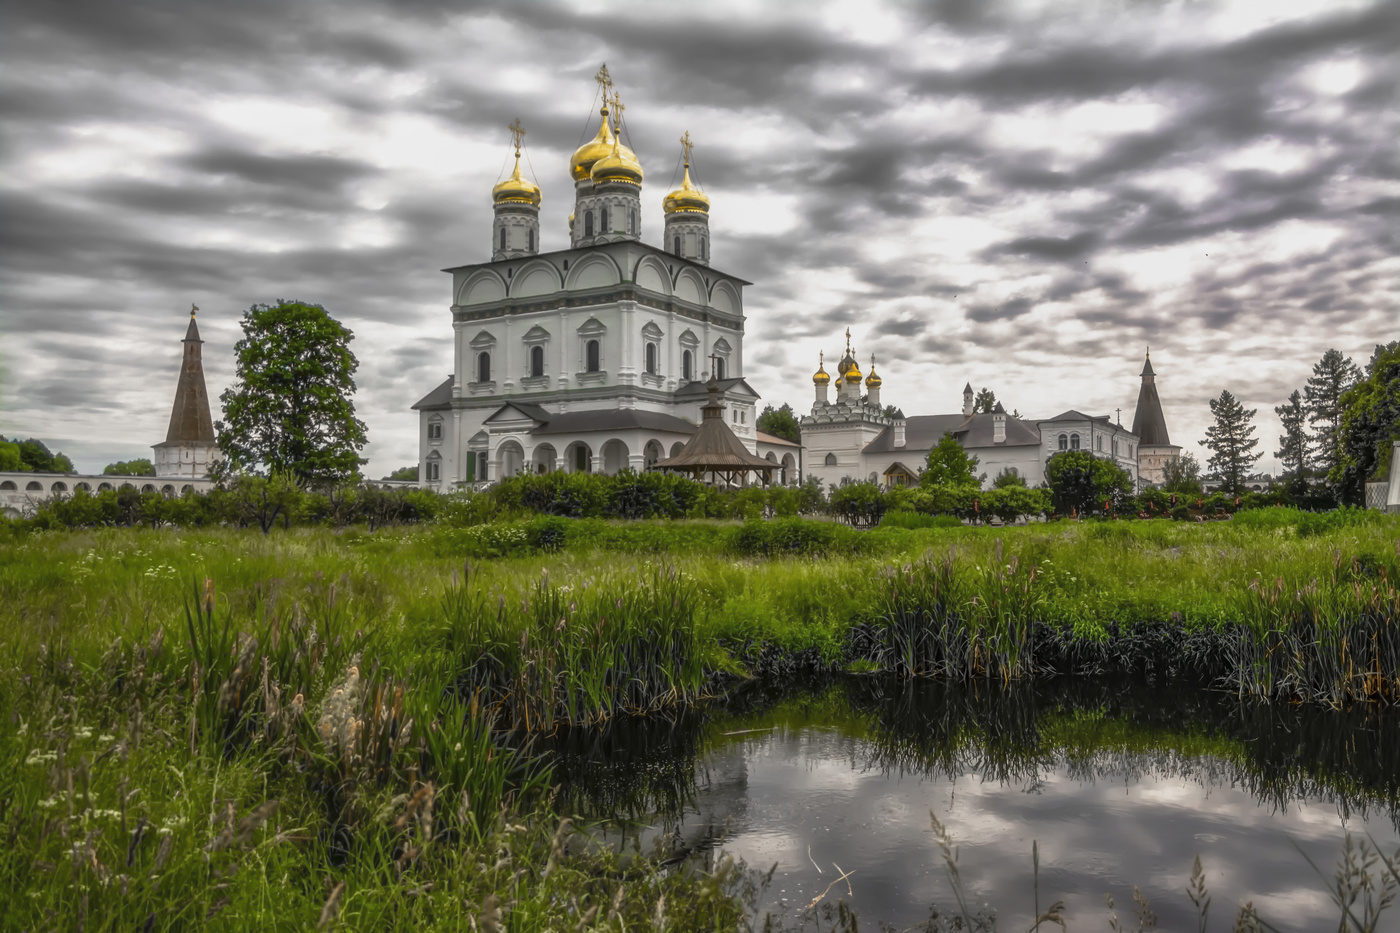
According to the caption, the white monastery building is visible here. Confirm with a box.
[412,68,799,489]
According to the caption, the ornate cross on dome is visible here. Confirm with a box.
[190,303,198,318]
[845,328,852,354]
[508,117,526,156]
[680,130,694,166]
[609,90,625,132]
[594,63,613,96]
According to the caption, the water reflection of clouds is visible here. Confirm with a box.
[703,730,1400,933]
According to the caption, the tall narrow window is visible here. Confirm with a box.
[682,350,693,381]
[530,345,544,378]
[586,339,600,373]
[477,351,491,383]
[700,235,707,259]
[499,227,506,250]
[673,235,681,255]
[715,357,726,380]
[630,210,636,233]
[528,229,534,251]
[427,419,443,440]
[1058,434,1068,450]
[645,342,657,375]
[1070,433,1080,450]
[600,207,609,233]
[585,212,594,237]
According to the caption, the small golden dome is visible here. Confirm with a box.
[865,355,881,388]
[845,360,862,384]
[813,351,830,385]
[491,153,541,207]
[663,163,709,214]
[569,107,617,182]
[591,134,644,186]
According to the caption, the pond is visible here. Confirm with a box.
[549,677,1400,931]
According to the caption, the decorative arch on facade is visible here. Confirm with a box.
[643,440,665,469]
[670,441,686,458]
[509,260,563,298]
[425,449,443,482]
[531,444,557,474]
[633,255,672,295]
[0,480,16,491]
[565,441,593,473]
[781,453,796,485]
[496,439,526,479]
[456,269,508,306]
[673,268,706,306]
[565,253,623,291]
[824,453,838,466]
[600,439,630,476]
[709,280,740,316]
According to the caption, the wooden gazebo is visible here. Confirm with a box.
[653,374,776,487]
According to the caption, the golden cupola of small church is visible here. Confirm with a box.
[491,119,541,261]
[813,351,830,385]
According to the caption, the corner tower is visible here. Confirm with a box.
[152,305,222,479]
[663,132,711,265]
[490,118,541,261]
[1131,349,1182,487]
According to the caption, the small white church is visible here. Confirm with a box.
[412,67,799,490]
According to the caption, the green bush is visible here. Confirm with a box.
[728,517,865,557]
[880,511,964,530]
[828,481,891,527]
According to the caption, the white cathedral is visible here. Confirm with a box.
[412,69,800,490]
[414,68,1177,494]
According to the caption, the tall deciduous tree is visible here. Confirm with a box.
[756,403,801,443]
[216,301,368,486]
[1332,342,1400,505]
[1160,451,1203,495]
[1046,450,1132,517]
[1201,390,1262,496]
[921,433,981,488]
[1304,348,1361,476]
[1274,390,1309,481]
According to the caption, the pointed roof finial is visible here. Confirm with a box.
[190,303,198,318]
[595,63,613,97]
[508,117,526,157]
[845,328,852,354]
[680,130,694,167]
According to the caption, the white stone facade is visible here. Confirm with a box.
[0,473,216,519]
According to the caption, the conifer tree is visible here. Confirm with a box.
[973,387,997,414]
[1304,348,1360,476]
[1201,390,1262,496]
[1274,389,1309,481]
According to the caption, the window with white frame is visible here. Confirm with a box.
[1070,433,1080,450]
[530,345,545,378]
[477,351,491,383]
[427,417,443,441]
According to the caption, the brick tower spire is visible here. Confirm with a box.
[152,305,222,478]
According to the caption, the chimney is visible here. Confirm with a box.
[962,382,974,418]
[894,417,906,448]
[992,402,1006,444]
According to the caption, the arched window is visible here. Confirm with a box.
[645,342,657,375]
[1070,433,1080,450]
[1058,434,1067,450]
[426,452,441,482]
[600,207,609,233]
[427,417,443,440]
[477,351,491,383]
[530,345,545,378]
[528,228,535,251]
[630,210,636,234]
[586,339,600,373]
[824,452,838,466]
[715,357,726,380]
[499,227,507,250]
[673,235,681,255]
[585,212,594,237]
[682,350,693,381]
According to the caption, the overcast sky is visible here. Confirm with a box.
[2,0,1396,477]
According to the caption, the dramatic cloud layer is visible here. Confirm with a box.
[2,0,1396,474]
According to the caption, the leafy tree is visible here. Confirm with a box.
[1304,349,1361,476]
[0,439,22,472]
[882,404,903,420]
[1046,450,1132,517]
[921,433,981,488]
[384,466,419,481]
[828,480,890,527]
[973,387,997,414]
[756,403,801,443]
[1160,451,1202,495]
[229,471,304,534]
[1274,390,1310,481]
[3,437,74,473]
[1331,342,1400,505]
[217,300,368,486]
[1201,390,1262,496]
[991,466,1026,488]
[103,459,157,476]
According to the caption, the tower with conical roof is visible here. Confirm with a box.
[152,305,222,479]
[1131,349,1181,487]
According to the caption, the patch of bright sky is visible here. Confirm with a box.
[1135,166,1218,208]
[19,122,188,185]
[986,96,1170,166]
[1301,57,1367,96]
[1221,137,1318,174]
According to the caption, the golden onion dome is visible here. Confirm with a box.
[813,352,830,385]
[569,107,617,182]
[491,153,541,207]
[844,360,862,384]
[663,163,710,214]
[865,368,881,388]
[591,134,644,186]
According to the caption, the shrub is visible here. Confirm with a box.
[880,511,964,530]
[828,481,891,527]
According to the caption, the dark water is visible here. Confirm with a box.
[549,677,1400,932]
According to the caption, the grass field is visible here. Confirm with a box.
[2,511,1397,929]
